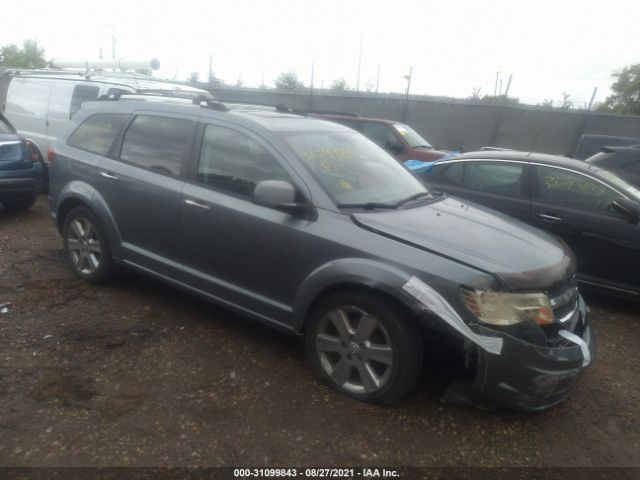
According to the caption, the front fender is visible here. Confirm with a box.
[292,258,424,333]
[55,181,123,260]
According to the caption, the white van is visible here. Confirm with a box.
[1,70,210,156]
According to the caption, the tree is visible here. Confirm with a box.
[481,94,520,106]
[0,39,46,68]
[188,71,200,83]
[274,71,304,90]
[600,63,640,115]
[329,78,349,92]
[558,92,572,110]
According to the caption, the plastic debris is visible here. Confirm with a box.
[0,302,11,314]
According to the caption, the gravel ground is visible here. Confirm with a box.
[0,196,639,468]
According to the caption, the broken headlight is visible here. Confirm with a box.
[459,287,554,326]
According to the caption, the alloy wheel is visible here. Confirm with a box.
[66,217,102,275]
[315,306,394,394]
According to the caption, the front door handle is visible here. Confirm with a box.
[99,171,119,181]
[184,198,211,211]
[538,213,562,223]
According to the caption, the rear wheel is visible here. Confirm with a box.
[1,195,36,212]
[305,290,423,404]
[62,207,115,283]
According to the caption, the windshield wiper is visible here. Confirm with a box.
[395,191,433,207]
[337,202,398,210]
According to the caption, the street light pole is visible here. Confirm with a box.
[376,64,381,93]
[494,71,501,96]
[356,36,363,92]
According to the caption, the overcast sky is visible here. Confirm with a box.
[2,0,639,106]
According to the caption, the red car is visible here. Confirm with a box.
[310,113,448,162]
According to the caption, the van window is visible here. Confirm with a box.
[70,85,100,118]
[67,114,129,156]
[197,124,290,198]
[120,115,193,175]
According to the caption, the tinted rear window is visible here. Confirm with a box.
[68,114,129,156]
[120,115,193,176]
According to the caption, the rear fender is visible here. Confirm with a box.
[55,181,123,260]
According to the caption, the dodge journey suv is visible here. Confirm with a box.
[48,96,595,410]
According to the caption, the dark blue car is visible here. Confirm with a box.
[0,112,46,211]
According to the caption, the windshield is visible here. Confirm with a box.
[282,131,429,206]
[393,123,433,149]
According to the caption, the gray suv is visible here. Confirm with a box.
[48,97,595,410]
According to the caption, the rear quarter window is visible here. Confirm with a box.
[67,114,129,156]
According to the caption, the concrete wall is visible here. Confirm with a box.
[210,87,640,156]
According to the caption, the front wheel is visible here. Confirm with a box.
[305,290,423,405]
[62,206,115,283]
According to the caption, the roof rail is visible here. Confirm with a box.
[480,146,513,151]
[192,95,228,112]
[222,100,299,114]
[305,110,359,117]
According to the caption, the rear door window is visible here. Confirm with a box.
[535,166,620,213]
[70,85,100,118]
[464,162,526,197]
[67,114,129,156]
[441,162,464,185]
[120,115,193,176]
[196,123,291,198]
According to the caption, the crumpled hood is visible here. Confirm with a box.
[352,197,575,290]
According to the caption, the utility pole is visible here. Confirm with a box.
[402,66,413,122]
[499,78,503,96]
[376,65,381,93]
[587,87,598,111]
[208,54,213,84]
[494,71,501,96]
[111,25,116,60]
[260,55,265,88]
[504,74,512,97]
[310,62,315,90]
[356,36,363,91]
[404,66,413,98]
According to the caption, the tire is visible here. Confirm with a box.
[1,195,36,212]
[305,290,423,405]
[62,206,115,283]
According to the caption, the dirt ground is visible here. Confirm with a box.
[0,196,639,469]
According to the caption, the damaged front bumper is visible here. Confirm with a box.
[468,294,594,411]
[402,277,595,411]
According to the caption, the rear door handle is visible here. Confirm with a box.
[184,199,211,211]
[538,213,562,223]
[99,171,119,181]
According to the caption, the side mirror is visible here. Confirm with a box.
[254,180,307,215]
[384,140,406,155]
[611,198,640,223]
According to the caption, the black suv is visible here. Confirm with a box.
[48,97,594,410]
[420,151,640,299]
